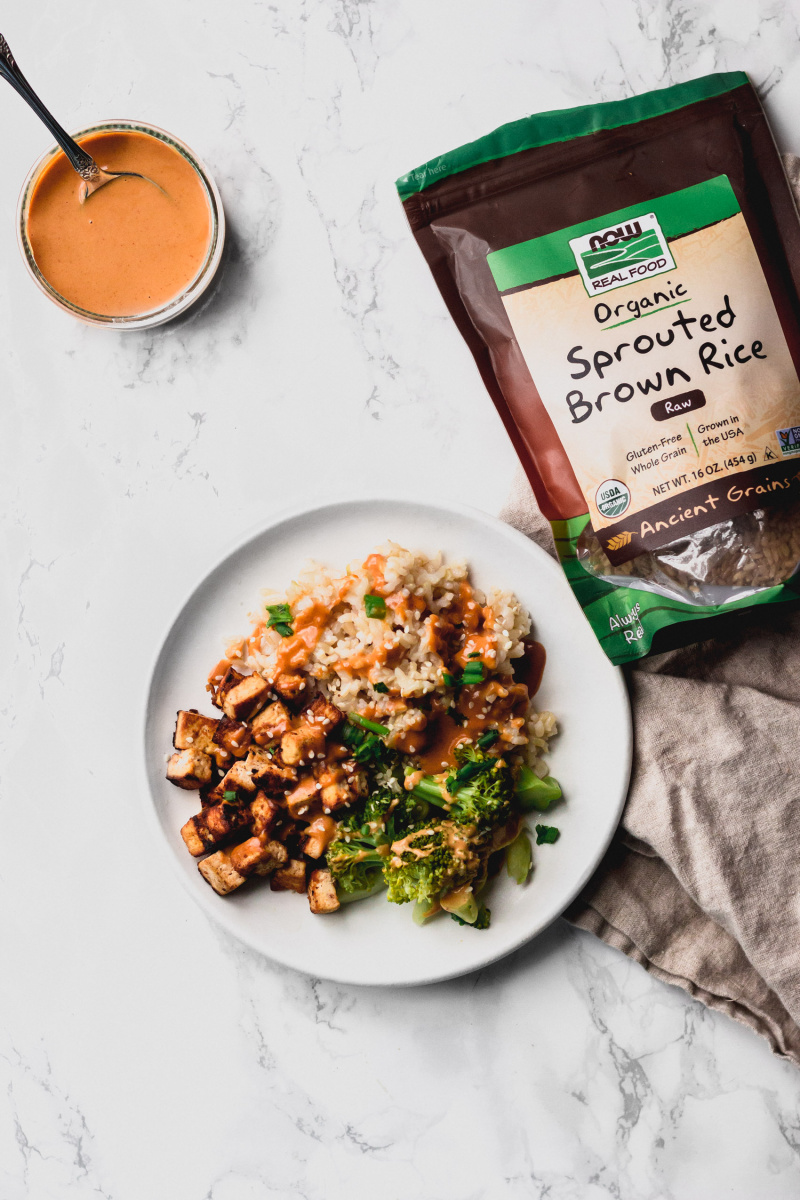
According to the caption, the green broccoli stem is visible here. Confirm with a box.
[515,765,562,812]
[412,897,441,925]
[337,874,387,904]
[441,891,480,924]
[506,828,532,884]
[408,774,449,809]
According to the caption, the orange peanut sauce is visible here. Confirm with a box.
[26,129,211,316]
[267,579,355,680]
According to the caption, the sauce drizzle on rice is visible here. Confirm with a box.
[213,542,557,775]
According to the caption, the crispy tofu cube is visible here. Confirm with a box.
[248,840,288,877]
[302,816,338,860]
[181,802,252,857]
[202,782,227,805]
[216,668,270,721]
[304,695,344,730]
[166,748,213,790]
[318,762,366,813]
[212,667,243,711]
[203,804,236,840]
[244,747,296,792]
[250,700,292,745]
[230,836,287,876]
[251,791,281,837]
[280,724,326,766]
[213,717,252,759]
[219,759,257,794]
[174,710,220,753]
[285,775,319,819]
[180,817,207,856]
[198,851,247,895]
[308,868,340,914]
[273,671,308,705]
[270,859,307,893]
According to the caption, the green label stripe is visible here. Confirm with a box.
[396,72,748,202]
[552,515,800,665]
[487,175,740,293]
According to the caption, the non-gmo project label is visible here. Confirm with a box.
[776,425,800,456]
[596,479,631,518]
[570,212,676,296]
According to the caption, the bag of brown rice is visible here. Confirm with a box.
[397,73,800,663]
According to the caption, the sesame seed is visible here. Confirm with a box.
[323,807,330,814]
[298,682,306,690]
[315,783,322,790]
[308,751,315,760]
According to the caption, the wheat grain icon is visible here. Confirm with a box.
[606,531,633,551]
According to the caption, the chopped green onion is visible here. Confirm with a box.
[515,766,562,812]
[374,682,389,694]
[476,729,499,749]
[468,651,482,659]
[364,594,387,619]
[535,824,561,845]
[506,829,532,884]
[459,661,485,686]
[222,790,237,801]
[266,603,294,638]
[266,602,291,621]
[443,671,455,688]
[348,712,390,737]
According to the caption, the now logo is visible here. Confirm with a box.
[570,211,676,296]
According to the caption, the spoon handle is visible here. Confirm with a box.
[0,33,99,180]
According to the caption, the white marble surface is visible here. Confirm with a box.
[4,1,800,1196]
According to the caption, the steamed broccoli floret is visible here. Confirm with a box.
[326,834,385,893]
[328,787,435,895]
[409,744,515,829]
[383,820,481,906]
[515,764,562,812]
[337,790,394,837]
[339,788,430,845]
[447,745,515,826]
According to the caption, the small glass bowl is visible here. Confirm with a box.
[17,119,225,330]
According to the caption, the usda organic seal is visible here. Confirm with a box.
[595,479,631,519]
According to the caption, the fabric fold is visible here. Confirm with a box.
[501,464,800,1064]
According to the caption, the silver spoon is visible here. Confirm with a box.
[0,32,161,202]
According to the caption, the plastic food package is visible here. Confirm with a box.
[397,73,800,663]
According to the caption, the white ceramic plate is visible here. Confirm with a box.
[142,498,631,985]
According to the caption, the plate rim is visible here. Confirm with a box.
[139,494,632,985]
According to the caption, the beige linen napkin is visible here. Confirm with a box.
[499,155,800,1063]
